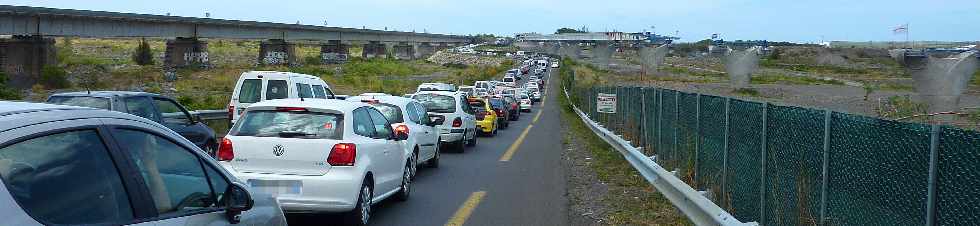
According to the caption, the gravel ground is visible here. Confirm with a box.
[562,116,611,226]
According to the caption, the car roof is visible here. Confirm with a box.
[49,91,161,99]
[415,91,461,96]
[346,95,415,106]
[0,101,161,132]
[245,71,321,79]
[247,98,368,113]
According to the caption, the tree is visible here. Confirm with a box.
[132,38,155,65]
[555,28,586,34]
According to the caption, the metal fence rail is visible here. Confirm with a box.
[560,65,980,226]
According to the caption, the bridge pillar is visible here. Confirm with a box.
[0,35,57,88]
[416,42,436,59]
[393,42,415,60]
[593,41,614,69]
[259,39,296,66]
[164,37,209,68]
[320,40,350,64]
[362,41,387,59]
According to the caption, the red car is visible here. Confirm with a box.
[502,95,521,121]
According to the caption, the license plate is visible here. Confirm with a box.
[248,180,302,196]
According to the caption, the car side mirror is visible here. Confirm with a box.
[225,182,254,224]
[193,114,204,124]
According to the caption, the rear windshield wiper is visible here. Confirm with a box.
[278,131,315,138]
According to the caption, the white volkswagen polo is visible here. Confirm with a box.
[347,95,444,171]
[218,99,412,226]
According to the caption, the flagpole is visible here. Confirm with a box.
[907,22,912,49]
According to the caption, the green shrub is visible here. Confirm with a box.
[132,38,154,65]
[40,66,71,89]
[0,72,21,100]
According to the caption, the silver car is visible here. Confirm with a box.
[0,101,286,226]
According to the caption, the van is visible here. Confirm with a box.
[228,71,335,124]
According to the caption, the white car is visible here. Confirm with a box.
[228,71,336,124]
[474,81,494,93]
[417,83,457,92]
[518,94,532,112]
[526,87,541,101]
[219,99,412,225]
[457,86,475,97]
[347,95,444,170]
[551,62,559,68]
[413,91,478,152]
[502,76,517,87]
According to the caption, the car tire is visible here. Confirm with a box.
[395,162,412,202]
[427,147,440,168]
[491,123,498,136]
[465,131,477,147]
[455,139,466,153]
[343,182,372,226]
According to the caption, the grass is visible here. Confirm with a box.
[751,73,845,86]
[559,60,691,225]
[733,88,763,97]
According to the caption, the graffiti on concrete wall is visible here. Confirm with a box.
[263,51,288,65]
[183,52,209,64]
[321,53,348,63]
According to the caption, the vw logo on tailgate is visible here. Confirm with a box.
[273,144,285,156]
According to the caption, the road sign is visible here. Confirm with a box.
[597,93,617,113]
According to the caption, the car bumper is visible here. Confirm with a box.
[228,168,362,213]
[475,120,494,132]
[520,104,532,110]
[440,130,465,143]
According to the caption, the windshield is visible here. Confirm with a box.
[47,96,111,109]
[230,110,343,139]
[414,94,456,113]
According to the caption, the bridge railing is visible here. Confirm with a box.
[560,61,980,226]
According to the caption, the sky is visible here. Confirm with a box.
[5,0,979,43]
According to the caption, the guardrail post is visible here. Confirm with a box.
[694,93,701,185]
[925,124,940,226]
[759,102,769,224]
[819,110,831,226]
[721,97,730,209]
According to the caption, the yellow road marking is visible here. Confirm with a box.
[445,191,487,226]
[499,125,533,161]
[532,110,543,123]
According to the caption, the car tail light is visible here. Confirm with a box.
[328,143,357,166]
[218,138,234,161]
[495,109,505,116]
[394,124,410,135]
[475,112,486,121]
[452,117,462,127]
[276,107,308,112]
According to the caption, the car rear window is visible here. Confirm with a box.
[47,96,111,109]
[414,94,456,113]
[503,77,514,82]
[238,79,262,103]
[489,99,505,108]
[467,100,487,112]
[230,111,343,139]
[367,103,404,123]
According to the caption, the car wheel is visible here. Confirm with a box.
[466,131,477,147]
[395,162,412,202]
[455,139,466,153]
[344,182,372,226]
[492,123,498,136]
[427,146,440,168]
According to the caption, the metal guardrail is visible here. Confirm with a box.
[192,109,229,120]
[562,86,758,226]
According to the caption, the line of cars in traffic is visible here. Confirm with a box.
[0,56,556,225]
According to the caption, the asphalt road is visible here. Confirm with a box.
[288,69,567,226]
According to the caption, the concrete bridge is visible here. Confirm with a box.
[0,5,470,83]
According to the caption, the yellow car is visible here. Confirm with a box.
[467,97,498,136]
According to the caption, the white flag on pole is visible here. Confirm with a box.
[893,23,909,34]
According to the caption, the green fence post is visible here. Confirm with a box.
[759,102,769,224]
[670,90,681,170]
[819,110,831,226]
[694,93,701,185]
[722,97,730,209]
[926,124,940,226]
[640,87,648,153]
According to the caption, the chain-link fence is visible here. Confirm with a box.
[560,66,980,226]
